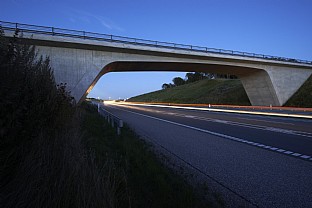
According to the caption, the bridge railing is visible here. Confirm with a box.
[97,104,124,136]
[1,20,311,65]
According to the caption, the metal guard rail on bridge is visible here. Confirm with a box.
[1,20,311,65]
[97,104,123,136]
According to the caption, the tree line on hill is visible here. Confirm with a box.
[162,72,237,89]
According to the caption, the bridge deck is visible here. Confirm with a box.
[1,20,311,66]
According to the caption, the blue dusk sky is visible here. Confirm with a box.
[1,0,312,100]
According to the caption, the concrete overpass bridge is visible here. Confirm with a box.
[2,21,312,106]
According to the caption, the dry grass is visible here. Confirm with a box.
[2,112,129,208]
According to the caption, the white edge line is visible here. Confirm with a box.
[108,104,312,162]
[116,102,312,119]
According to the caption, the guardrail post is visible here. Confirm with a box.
[117,120,123,136]
[111,117,114,128]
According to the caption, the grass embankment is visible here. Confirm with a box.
[129,79,251,106]
[129,76,312,108]
[285,75,312,107]
[81,103,211,208]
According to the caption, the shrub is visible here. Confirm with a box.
[0,30,123,208]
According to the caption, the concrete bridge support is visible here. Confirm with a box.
[240,67,312,106]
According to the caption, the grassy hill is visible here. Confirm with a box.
[129,75,312,107]
[285,74,312,108]
[129,79,251,106]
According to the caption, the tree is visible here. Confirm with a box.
[214,74,238,79]
[202,72,215,79]
[1,30,76,205]
[172,77,185,86]
[162,83,171,89]
[185,72,205,83]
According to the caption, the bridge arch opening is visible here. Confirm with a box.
[84,61,273,105]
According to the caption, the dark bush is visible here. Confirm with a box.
[0,30,123,208]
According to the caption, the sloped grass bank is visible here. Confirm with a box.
[285,75,312,107]
[129,77,312,108]
[129,79,251,106]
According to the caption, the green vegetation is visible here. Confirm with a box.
[1,30,117,208]
[1,30,211,207]
[285,74,312,107]
[130,79,251,105]
[162,72,237,89]
[131,75,312,108]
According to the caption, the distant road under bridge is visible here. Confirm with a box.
[2,21,312,106]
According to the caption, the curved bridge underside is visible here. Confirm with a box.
[6,31,312,106]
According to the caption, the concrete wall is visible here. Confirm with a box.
[6,31,312,106]
[264,66,312,105]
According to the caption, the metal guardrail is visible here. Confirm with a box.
[96,103,123,135]
[0,20,311,65]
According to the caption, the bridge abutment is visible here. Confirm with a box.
[240,70,279,106]
[264,66,312,106]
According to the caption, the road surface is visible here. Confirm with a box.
[101,102,312,207]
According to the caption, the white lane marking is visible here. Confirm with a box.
[232,116,295,126]
[265,127,294,134]
[180,113,312,139]
[114,103,312,139]
[185,115,196,118]
[181,114,312,138]
[168,112,177,115]
[300,155,311,159]
[107,104,312,162]
[214,119,229,124]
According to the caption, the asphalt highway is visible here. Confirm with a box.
[101,102,312,207]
